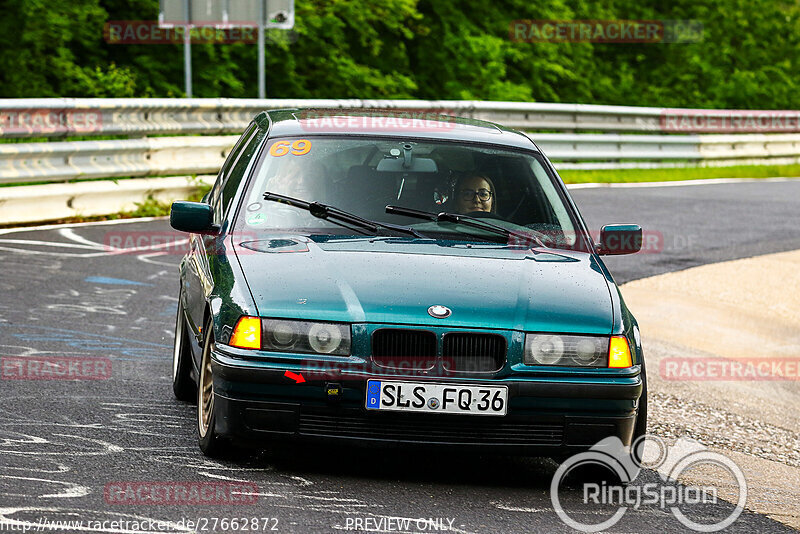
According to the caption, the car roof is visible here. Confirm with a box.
[260,108,539,151]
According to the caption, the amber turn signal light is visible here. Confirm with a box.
[230,316,262,349]
[608,335,633,368]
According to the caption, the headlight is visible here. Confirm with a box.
[263,319,351,356]
[524,334,608,367]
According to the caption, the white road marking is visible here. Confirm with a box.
[0,475,90,499]
[136,252,180,266]
[490,501,552,513]
[0,239,100,250]
[0,216,168,236]
[59,228,108,249]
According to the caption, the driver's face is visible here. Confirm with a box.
[457,176,493,213]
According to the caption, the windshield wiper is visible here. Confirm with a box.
[263,192,426,238]
[385,205,546,249]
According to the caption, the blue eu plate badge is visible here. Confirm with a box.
[366,380,381,409]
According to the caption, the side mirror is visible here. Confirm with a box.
[597,224,642,255]
[170,201,218,234]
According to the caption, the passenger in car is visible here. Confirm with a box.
[455,173,497,214]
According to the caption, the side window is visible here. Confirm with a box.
[530,161,577,246]
[210,123,257,217]
[220,128,267,219]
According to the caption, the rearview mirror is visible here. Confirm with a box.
[597,224,642,255]
[376,157,438,173]
[170,201,218,234]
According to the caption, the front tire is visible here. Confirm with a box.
[172,292,196,402]
[197,318,226,457]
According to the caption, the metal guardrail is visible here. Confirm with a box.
[0,136,233,184]
[3,132,800,184]
[0,98,669,138]
[1,99,799,225]
[535,133,800,168]
[534,133,701,161]
[0,175,215,225]
[4,98,800,138]
[1,99,800,186]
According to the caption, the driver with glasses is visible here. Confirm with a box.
[455,173,497,214]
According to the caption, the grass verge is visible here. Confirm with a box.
[559,163,800,184]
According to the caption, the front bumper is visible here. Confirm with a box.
[211,350,643,455]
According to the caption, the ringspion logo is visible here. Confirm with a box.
[551,435,746,532]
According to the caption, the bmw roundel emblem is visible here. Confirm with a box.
[428,305,451,319]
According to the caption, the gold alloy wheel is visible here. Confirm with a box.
[198,327,214,438]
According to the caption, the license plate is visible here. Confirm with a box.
[365,380,508,416]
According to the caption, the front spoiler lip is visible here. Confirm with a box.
[211,350,643,400]
[212,395,639,452]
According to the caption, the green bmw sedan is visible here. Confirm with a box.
[169,109,646,458]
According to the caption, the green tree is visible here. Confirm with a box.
[0,0,798,109]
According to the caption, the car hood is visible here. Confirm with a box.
[234,237,614,333]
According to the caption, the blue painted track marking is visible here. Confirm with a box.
[84,276,151,286]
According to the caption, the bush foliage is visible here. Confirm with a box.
[1,0,798,108]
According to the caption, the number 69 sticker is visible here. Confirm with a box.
[269,139,312,157]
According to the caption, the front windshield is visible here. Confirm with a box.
[235,136,586,251]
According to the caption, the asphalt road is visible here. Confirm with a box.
[571,179,800,283]
[0,180,798,533]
